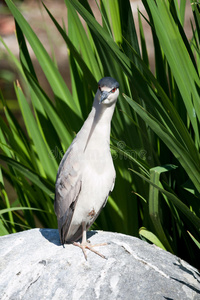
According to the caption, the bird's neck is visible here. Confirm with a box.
[81,94,116,151]
[92,94,116,127]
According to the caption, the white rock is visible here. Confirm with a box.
[0,229,200,300]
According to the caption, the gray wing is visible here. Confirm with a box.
[54,144,82,244]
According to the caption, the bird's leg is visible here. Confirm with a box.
[73,222,107,260]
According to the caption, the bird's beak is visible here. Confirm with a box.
[99,91,109,104]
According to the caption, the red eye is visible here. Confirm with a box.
[98,86,101,91]
[111,88,116,93]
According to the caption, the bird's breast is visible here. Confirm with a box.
[84,146,112,173]
[72,144,114,208]
[71,162,115,227]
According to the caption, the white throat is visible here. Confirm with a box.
[83,92,117,151]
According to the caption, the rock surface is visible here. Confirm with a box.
[0,229,200,300]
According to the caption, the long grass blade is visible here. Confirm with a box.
[0,155,54,198]
[5,0,80,116]
[123,94,200,193]
[147,1,200,144]
[129,167,200,233]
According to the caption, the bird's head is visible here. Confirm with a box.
[97,77,119,105]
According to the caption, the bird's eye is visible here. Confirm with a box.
[98,86,101,91]
[111,88,116,93]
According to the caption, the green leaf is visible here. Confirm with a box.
[107,0,122,44]
[149,165,177,252]
[0,219,9,236]
[0,206,46,215]
[139,227,166,250]
[187,231,200,249]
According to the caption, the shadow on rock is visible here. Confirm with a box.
[39,228,98,246]
[39,228,60,246]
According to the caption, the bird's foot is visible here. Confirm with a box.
[73,241,107,260]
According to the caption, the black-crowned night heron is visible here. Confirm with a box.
[54,77,119,259]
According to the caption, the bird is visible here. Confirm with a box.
[54,77,119,259]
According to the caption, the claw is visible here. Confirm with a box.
[72,222,107,260]
[73,241,107,260]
